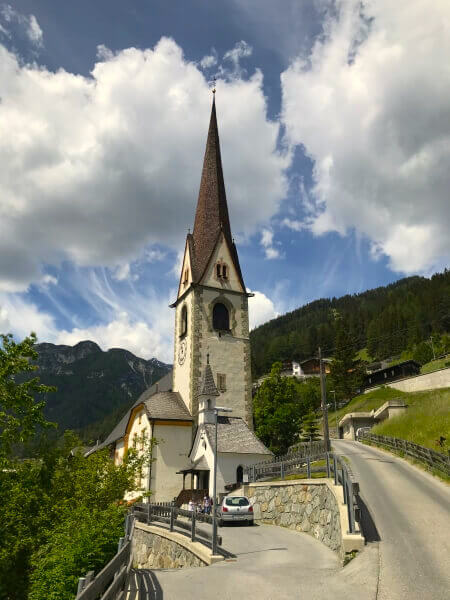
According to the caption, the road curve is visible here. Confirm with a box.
[138,520,379,600]
[333,439,450,600]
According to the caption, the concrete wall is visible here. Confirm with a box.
[364,367,450,394]
[243,480,364,560]
[132,522,215,569]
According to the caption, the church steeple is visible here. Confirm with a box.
[190,97,245,290]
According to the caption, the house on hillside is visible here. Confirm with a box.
[87,95,272,502]
[364,360,420,389]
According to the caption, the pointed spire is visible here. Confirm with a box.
[190,96,246,289]
[200,360,220,397]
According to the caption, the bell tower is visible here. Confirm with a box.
[171,95,253,428]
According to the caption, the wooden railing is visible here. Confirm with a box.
[75,515,134,600]
[358,432,450,476]
[132,502,222,548]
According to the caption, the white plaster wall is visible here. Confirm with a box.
[387,368,450,393]
[124,409,152,501]
[172,292,194,413]
[150,423,192,502]
[114,438,125,464]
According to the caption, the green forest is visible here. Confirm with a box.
[250,270,450,378]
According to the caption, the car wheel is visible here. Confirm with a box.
[248,519,254,526]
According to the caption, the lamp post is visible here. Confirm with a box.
[330,390,338,438]
[212,405,232,556]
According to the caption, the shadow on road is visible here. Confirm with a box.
[128,568,163,600]
[357,495,381,543]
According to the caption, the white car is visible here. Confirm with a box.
[217,496,254,526]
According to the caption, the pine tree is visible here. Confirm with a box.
[330,321,364,402]
[300,411,320,443]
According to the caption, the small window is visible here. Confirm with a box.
[213,302,229,331]
[217,373,226,391]
[138,412,142,425]
[183,268,189,285]
[222,265,228,279]
[180,305,188,337]
[133,433,138,448]
[216,264,222,278]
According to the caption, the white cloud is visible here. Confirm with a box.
[248,289,279,329]
[260,228,282,259]
[221,40,253,78]
[200,51,217,70]
[56,311,172,362]
[281,0,450,274]
[0,294,57,340]
[0,4,43,47]
[0,37,288,292]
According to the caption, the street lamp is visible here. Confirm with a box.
[212,405,232,556]
[330,390,338,438]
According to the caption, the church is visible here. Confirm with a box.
[90,95,272,503]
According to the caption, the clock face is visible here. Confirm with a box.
[178,339,187,365]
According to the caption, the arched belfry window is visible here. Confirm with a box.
[213,302,229,331]
[180,305,188,337]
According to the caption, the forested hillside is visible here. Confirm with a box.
[31,341,171,441]
[250,270,450,378]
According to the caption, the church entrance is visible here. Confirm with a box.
[198,470,210,491]
[236,465,243,484]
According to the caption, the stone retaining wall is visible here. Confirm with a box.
[245,480,344,556]
[132,524,207,569]
[364,367,450,393]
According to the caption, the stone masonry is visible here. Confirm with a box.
[132,527,206,570]
[245,481,342,555]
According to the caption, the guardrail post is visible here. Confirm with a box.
[170,506,174,532]
[342,466,348,505]
[326,453,330,478]
[147,503,151,524]
[76,577,86,597]
[118,536,125,552]
[280,461,284,480]
[307,456,311,479]
[333,455,338,485]
[191,510,196,542]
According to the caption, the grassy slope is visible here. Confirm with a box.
[327,386,407,429]
[420,356,450,374]
[328,386,450,453]
[371,388,450,450]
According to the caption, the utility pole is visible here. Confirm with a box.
[429,336,436,360]
[330,390,338,439]
[319,347,331,451]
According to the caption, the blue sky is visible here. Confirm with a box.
[0,1,449,362]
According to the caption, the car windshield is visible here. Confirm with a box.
[225,497,249,507]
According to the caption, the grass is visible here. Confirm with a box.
[371,387,450,452]
[420,356,450,374]
[270,459,329,481]
[327,386,408,429]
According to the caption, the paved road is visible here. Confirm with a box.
[333,439,450,600]
[134,522,379,600]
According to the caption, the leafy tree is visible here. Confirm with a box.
[0,333,55,463]
[413,341,434,365]
[300,411,320,444]
[330,322,364,402]
[253,362,307,455]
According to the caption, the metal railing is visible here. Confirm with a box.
[359,432,450,476]
[75,514,134,600]
[244,451,360,534]
[132,502,222,548]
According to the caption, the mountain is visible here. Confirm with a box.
[32,341,171,441]
[250,270,450,378]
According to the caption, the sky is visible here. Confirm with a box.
[0,0,449,363]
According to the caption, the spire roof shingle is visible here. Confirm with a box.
[190,97,246,289]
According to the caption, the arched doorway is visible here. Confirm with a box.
[236,465,243,484]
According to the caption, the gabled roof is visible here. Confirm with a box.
[86,370,187,455]
[190,98,246,290]
[201,416,272,455]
